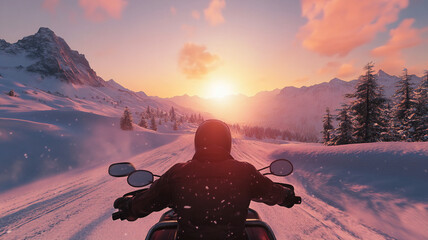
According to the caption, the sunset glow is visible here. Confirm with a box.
[0,0,427,97]
[205,80,234,99]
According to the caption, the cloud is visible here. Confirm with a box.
[298,0,408,56]
[317,61,340,75]
[318,61,356,78]
[78,0,128,22]
[372,18,426,73]
[42,0,60,14]
[337,63,357,78]
[178,43,220,79]
[170,6,177,16]
[192,10,200,20]
[204,0,226,26]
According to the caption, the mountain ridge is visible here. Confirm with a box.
[0,27,104,87]
[1,27,424,138]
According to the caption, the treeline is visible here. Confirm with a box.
[120,105,204,131]
[230,124,318,142]
[322,63,427,145]
[119,105,317,142]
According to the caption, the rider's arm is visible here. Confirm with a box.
[129,164,178,217]
[247,163,294,206]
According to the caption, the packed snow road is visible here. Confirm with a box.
[0,135,426,239]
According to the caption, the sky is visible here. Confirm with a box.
[0,0,427,98]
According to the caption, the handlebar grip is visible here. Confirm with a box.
[112,211,128,221]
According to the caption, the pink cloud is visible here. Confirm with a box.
[317,61,340,75]
[318,61,356,78]
[192,10,200,20]
[337,63,357,78]
[42,0,60,14]
[372,18,426,73]
[204,0,226,26]
[170,6,177,16]
[78,0,128,22]
[298,0,408,57]
[178,43,220,79]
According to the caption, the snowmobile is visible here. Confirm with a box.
[108,159,301,240]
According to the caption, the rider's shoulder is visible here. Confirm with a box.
[229,159,258,171]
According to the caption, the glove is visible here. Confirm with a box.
[279,189,297,208]
[113,197,137,221]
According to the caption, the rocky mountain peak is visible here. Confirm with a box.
[36,27,55,35]
[1,27,105,87]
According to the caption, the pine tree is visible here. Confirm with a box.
[409,70,428,141]
[382,101,401,141]
[170,107,176,121]
[150,116,157,131]
[138,115,148,128]
[146,105,151,117]
[321,108,334,145]
[120,107,133,130]
[347,62,387,143]
[394,68,415,140]
[173,121,178,131]
[332,104,353,145]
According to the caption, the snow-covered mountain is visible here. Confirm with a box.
[0,27,198,118]
[0,28,205,191]
[171,70,424,137]
[0,27,104,87]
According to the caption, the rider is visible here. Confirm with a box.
[116,119,297,239]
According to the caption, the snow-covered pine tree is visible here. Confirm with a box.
[332,104,353,145]
[347,62,387,143]
[408,70,428,141]
[394,68,415,140]
[170,107,176,121]
[146,105,151,117]
[138,115,148,128]
[150,116,157,131]
[120,107,133,130]
[321,107,334,145]
[173,121,178,131]
[381,101,401,141]
[189,114,195,123]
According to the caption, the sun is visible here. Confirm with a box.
[206,80,234,99]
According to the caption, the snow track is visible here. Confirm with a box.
[0,136,426,239]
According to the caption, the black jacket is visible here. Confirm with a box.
[130,148,293,240]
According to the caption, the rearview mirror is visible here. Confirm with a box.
[270,159,293,176]
[127,170,154,187]
[108,162,136,177]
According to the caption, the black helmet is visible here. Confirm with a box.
[194,119,232,153]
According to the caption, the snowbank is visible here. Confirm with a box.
[0,110,182,192]
[271,142,428,239]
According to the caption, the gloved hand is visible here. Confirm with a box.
[279,189,297,208]
[113,197,137,221]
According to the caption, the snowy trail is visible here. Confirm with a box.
[0,135,424,239]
